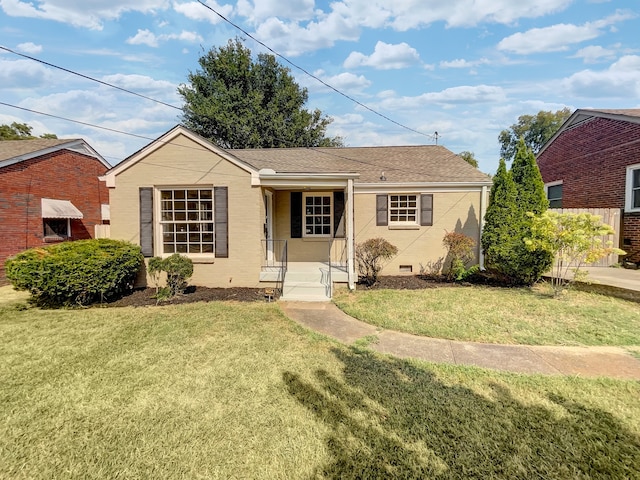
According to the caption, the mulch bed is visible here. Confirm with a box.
[105,276,454,307]
[101,273,640,307]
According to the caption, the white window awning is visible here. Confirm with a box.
[41,198,84,219]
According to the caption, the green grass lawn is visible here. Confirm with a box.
[333,284,640,346]
[1,286,639,478]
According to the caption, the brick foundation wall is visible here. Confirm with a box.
[537,116,640,261]
[0,150,109,282]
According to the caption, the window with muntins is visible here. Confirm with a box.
[389,194,418,224]
[304,193,332,236]
[160,188,214,253]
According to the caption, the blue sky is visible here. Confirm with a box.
[1,0,639,173]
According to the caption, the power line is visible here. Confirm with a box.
[0,45,182,112]
[195,0,436,142]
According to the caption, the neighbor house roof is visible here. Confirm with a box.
[538,108,640,157]
[231,145,491,185]
[0,138,110,169]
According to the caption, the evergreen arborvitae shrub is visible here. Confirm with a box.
[481,158,521,282]
[482,140,553,285]
[5,239,143,307]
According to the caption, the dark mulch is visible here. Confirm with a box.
[99,273,640,307]
[105,286,265,307]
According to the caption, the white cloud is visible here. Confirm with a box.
[571,45,617,63]
[562,55,640,98]
[440,58,490,69]
[253,13,360,56]
[15,42,43,54]
[101,74,178,97]
[377,85,507,110]
[0,0,170,30]
[315,71,372,93]
[236,0,314,23]
[173,0,233,23]
[497,10,635,54]
[126,29,203,47]
[344,41,420,70]
[0,58,52,88]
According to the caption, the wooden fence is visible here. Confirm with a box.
[549,208,621,267]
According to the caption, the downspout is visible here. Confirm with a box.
[479,185,488,269]
[347,178,356,290]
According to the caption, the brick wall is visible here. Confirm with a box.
[537,117,640,261]
[0,149,109,281]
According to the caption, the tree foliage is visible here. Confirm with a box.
[458,151,479,168]
[525,211,626,296]
[498,108,571,161]
[482,140,553,285]
[0,122,57,141]
[178,38,343,149]
[442,231,477,281]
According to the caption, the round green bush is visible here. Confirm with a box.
[5,239,143,307]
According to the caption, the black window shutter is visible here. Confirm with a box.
[291,192,302,238]
[333,191,345,238]
[376,194,388,226]
[420,194,433,226]
[214,186,228,258]
[139,187,154,257]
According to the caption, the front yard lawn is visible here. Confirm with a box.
[1,287,639,478]
[333,284,640,346]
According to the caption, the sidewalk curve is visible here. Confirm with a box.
[280,301,640,380]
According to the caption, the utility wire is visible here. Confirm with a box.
[195,0,435,141]
[0,45,182,112]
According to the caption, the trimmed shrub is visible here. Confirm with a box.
[5,239,143,307]
[147,254,193,299]
[356,238,398,286]
[442,231,476,281]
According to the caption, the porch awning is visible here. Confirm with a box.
[41,198,84,219]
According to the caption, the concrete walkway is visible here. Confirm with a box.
[280,302,640,380]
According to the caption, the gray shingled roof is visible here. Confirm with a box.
[229,145,492,184]
[583,108,640,118]
[0,138,80,163]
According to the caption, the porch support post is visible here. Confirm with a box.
[478,185,487,269]
[347,178,356,290]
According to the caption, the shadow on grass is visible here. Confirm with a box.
[284,347,640,479]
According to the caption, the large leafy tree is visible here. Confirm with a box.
[0,122,57,140]
[498,108,571,161]
[457,151,479,168]
[178,38,343,149]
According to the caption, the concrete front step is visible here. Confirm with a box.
[281,281,331,302]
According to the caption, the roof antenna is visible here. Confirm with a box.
[434,131,439,145]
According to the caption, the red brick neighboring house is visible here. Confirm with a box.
[0,138,110,282]
[536,108,640,263]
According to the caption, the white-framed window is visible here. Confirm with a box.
[303,192,332,237]
[389,194,418,225]
[626,164,640,213]
[159,188,214,254]
[545,181,563,209]
[43,218,69,238]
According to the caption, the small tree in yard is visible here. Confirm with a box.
[525,211,625,296]
[147,254,194,300]
[442,231,476,281]
[356,238,398,286]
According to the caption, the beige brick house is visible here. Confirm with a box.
[103,126,492,300]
